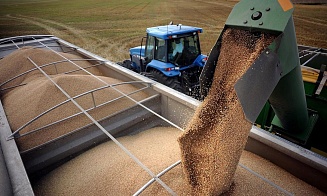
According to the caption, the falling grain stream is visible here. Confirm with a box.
[178,28,276,195]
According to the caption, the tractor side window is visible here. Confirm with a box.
[154,38,166,62]
[145,35,155,62]
[186,35,200,57]
[183,34,201,64]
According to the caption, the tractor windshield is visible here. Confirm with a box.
[145,33,201,66]
[168,33,201,66]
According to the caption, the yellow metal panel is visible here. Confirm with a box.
[278,0,293,12]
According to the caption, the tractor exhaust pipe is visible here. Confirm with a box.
[200,0,310,134]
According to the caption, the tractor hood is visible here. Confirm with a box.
[129,46,145,58]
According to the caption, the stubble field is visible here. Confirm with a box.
[0,0,326,62]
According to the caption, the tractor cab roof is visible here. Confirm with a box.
[146,25,203,40]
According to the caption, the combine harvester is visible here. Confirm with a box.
[0,0,326,195]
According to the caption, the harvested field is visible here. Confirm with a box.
[33,127,324,195]
[0,0,326,62]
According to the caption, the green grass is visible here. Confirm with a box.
[0,0,326,61]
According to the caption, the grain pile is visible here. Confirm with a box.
[33,127,185,196]
[33,127,324,196]
[0,46,104,88]
[0,47,148,151]
[178,28,276,195]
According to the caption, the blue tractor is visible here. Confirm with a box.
[119,24,207,98]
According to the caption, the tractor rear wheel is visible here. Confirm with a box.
[140,72,156,81]
[150,70,183,92]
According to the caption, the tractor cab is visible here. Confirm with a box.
[125,24,207,97]
[144,26,203,67]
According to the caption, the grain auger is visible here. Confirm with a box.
[200,0,318,141]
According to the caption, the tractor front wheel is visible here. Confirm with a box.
[150,70,183,92]
[118,60,132,70]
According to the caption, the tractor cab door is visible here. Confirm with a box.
[145,35,155,67]
[144,35,166,71]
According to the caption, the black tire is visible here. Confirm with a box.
[119,60,132,70]
[140,72,156,81]
[150,69,183,92]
